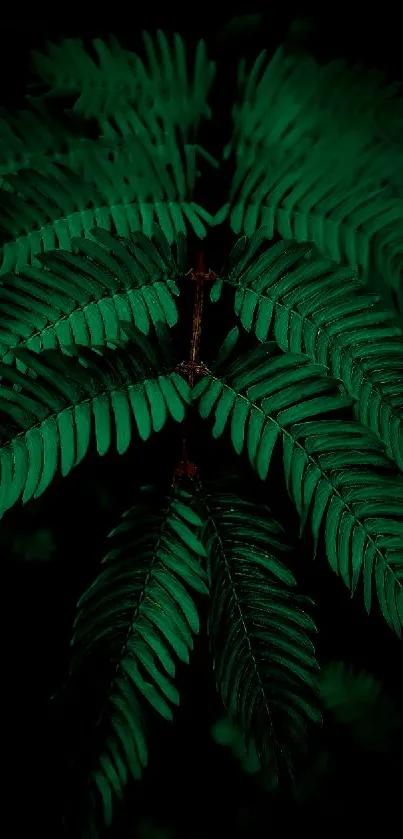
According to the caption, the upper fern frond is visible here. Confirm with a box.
[199,479,321,783]
[0,226,183,367]
[224,233,403,471]
[0,102,95,188]
[0,334,190,519]
[223,47,403,304]
[0,123,217,273]
[30,33,216,132]
[229,46,403,165]
[1,31,218,254]
[71,483,208,830]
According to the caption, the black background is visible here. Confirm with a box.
[1,5,403,838]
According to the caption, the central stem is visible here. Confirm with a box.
[188,256,205,387]
[173,251,210,484]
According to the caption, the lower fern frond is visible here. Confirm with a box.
[70,483,208,833]
[199,480,321,785]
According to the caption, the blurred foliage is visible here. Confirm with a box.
[12,526,56,563]
[210,658,402,805]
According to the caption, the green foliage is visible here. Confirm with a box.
[201,480,321,785]
[211,716,261,775]
[0,226,183,366]
[0,33,221,274]
[320,660,402,751]
[192,328,403,636]
[12,525,56,562]
[223,232,403,469]
[192,331,353,482]
[71,485,207,830]
[224,46,403,311]
[210,657,401,800]
[30,32,216,131]
[0,25,402,839]
[0,326,190,519]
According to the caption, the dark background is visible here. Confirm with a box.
[1,5,403,838]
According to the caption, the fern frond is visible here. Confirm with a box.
[71,483,207,830]
[284,420,403,636]
[0,124,216,273]
[229,47,403,172]
[192,333,352,480]
[0,337,190,519]
[0,226,183,367]
[30,32,216,132]
[200,482,321,782]
[225,47,403,299]
[0,102,97,188]
[193,335,403,636]
[225,234,403,471]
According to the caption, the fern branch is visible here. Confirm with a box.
[224,234,403,471]
[192,335,403,636]
[0,226,183,367]
[70,483,207,831]
[199,480,320,783]
[0,336,190,519]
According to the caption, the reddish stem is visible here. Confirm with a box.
[172,251,215,486]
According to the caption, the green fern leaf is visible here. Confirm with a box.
[0,123,216,271]
[283,420,403,636]
[71,484,207,828]
[229,47,403,178]
[192,339,352,480]
[211,716,261,775]
[0,102,98,187]
[225,46,403,297]
[0,227,182,368]
[31,32,216,133]
[200,481,321,782]
[0,338,189,519]
[226,234,403,471]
